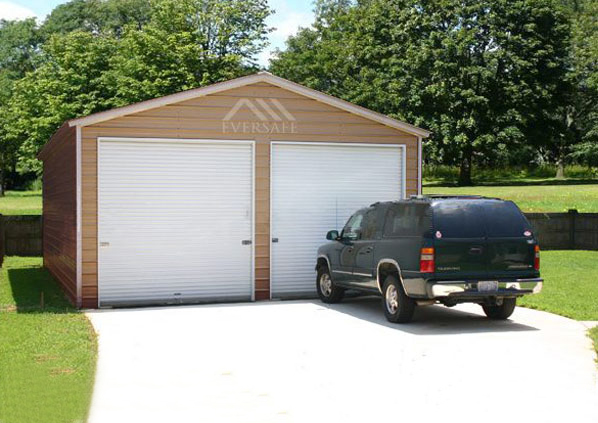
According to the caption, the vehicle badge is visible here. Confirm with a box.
[435,231,442,239]
[524,230,532,237]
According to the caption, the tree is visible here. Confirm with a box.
[104,0,272,105]
[562,0,598,172]
[271,0,572,185]
[0,18,42,195]
[41,0,152,38]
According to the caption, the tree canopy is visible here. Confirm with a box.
[272,0,596,184]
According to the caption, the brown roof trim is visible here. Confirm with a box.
[67,72,431,138]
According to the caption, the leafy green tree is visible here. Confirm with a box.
[41,0,152,38]
[0,18,42,194]
[271,0,571,185]
[105,0,272,105]
[563,0,598,171]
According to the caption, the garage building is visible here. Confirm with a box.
[38,72,430,308]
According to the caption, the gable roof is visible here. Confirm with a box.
[67,72,431,138]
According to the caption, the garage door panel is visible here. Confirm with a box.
[271,143,403,298]
[98,139,253,306]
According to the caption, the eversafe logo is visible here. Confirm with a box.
[222,97,298,134]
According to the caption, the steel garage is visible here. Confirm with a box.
[38,72,430,308]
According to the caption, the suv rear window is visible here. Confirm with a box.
[481,201,530,237]
[432,202,486,238]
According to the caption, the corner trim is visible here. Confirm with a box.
[76,125,82,307]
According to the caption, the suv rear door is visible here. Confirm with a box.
[432,201,489,280]
[481,201,536,278]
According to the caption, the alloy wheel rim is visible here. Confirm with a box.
[320,273,332,297]
[385,284,399,314]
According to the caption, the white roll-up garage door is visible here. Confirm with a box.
[98,138,253,307]
[271,142,404,298]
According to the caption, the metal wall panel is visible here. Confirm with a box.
[98,139,253,306]
[270,142,404,298]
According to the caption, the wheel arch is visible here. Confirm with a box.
[376,259,407,295]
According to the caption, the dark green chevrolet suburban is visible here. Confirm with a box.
[315,196,543,323]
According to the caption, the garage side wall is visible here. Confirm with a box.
[40,124,77,304]
[81,83,419,306]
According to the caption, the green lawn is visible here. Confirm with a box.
[423,183,598,212]
[519,250,598,321]
[0,190,42,215]
[0,257,97,423]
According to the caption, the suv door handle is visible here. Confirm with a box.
[469,247,483,255]
[359,247,373,254]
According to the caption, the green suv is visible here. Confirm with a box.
[315,196,543,323]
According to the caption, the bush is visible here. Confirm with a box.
[423,165,598,184]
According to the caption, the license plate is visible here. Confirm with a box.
[478,281,499,292]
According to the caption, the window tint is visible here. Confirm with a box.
[482,202,530,237]
[361,208,378,240]
[432,202,486,238]
[342,212,364,240]
[383,204,428,237]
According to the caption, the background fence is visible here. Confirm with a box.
[0,211,596,262]
[0,215,42,257]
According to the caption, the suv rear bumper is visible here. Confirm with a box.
[428,278,543,298]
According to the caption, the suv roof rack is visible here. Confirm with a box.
[423,194,502,201]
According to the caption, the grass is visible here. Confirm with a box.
[0,190,42,215]
[519,251,598,321]
[423,184,598,212]
[0,257,97,423]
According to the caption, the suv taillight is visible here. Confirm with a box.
[534,245,540,271]
[420,247,435,273]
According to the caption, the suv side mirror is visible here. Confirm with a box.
[326,230,339,240]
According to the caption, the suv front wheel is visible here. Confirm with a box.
[382,274,416,323]
[317,265,345,303]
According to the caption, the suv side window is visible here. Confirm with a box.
[383,204,426,237]
[342,212,364,240]
[361,208,378,240]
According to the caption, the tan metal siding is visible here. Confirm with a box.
[41,124,77,303]
[81,83,419,305]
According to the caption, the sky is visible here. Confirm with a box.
[0,0,315,67]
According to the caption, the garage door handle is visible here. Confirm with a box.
[272,238,279,243]
[242,240,252,245]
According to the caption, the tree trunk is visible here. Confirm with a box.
[0,169,4,197]
[458,153,473,186]
[556,156,565,179]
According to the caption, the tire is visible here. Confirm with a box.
[382,274,416,323]
[316,266,345,303]
[482,298,517,320]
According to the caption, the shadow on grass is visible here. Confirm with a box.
[424,178,598,188]
[6,266,75,314]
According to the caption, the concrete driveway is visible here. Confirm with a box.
[86,298,598,423]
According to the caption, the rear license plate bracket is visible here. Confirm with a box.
[478,281,499,292]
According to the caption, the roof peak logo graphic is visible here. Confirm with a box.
[222,97,298,134]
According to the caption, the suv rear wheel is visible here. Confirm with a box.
[482,298,516,320]
[317,266,345,303]
[382,274,416,323]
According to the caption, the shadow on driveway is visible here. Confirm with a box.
[319,295,540,335]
